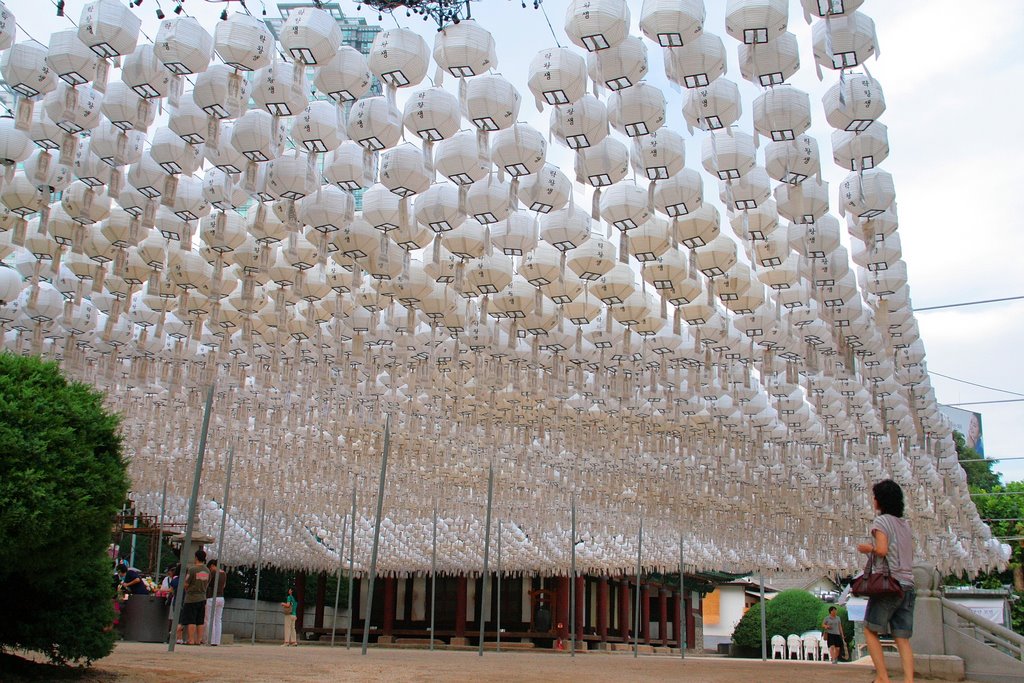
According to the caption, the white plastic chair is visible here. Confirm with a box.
[771,634,786,659]
[801,634,820,661]
[821,639,832,662]
[787,634,802,660]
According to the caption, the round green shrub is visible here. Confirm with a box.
[732,589,826,650]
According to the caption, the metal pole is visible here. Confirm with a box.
[130,509,138,569]
[477,461,494,657]
[208,445,234,645]
[168,383,215,653]
[679,534,685,660]
[361,415,391,655]
[759,573,767,662]
[251,498,266,645]
[346,485,356,650]
[429,498,437,652]
[496,518,502,653]
[634,515,643,659]
[331,512,348,646]
[155,478,167,581]
[570,495,576,658]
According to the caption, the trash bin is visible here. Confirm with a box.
[122,595,170,643]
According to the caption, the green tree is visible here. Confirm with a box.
[955,430,1001,491]
[971,481,1024,593]
[732,589,826,651]
[0,353,129,665]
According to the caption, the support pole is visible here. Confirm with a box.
[155,478,167,581]
[679,533,685,660]
[346,485,356,650]
[429,498,437,652]
[168,383,215,653]
[570,495,576,658]
[759,572,767,661]
[209,445,234,634]
[496,518,502,653]
[361,415,391,655]
[477,461,494,657]
[634,515,643,659]
[251,498,266,645]
[331,512,348,646]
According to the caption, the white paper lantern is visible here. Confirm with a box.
[444,218,487,258]
[694,234,738,277]
[214,12,273,72]
[800,0,864,19]
[764,134,820,184]
[682,78,742,131]
[369,28,429,88]
[292,101,346,154]
[206,124,248,174]
[490,123,546,178]
[403,88,461,142]
[465,253,514,295]
[1,41,57,98]
[0,118,31,166]
[78,0,141,59]
[0,1,14,52]
[567,234,616,280]
[738,31,799,86]
[575,137,629,188]
[46,29,97,86]
[149,127,203,176]
[348,97,403,152]
[775,178,829,223]
[465,75,522,132]
[193,64,251,120]
[280,6,341,66]
[701,130,757,181]
[540,204,592,252]
[608,82,666,137]
[592,262,637,304]
[849,207,898,242]
[89,119,145,166]
[324,141,375,191]
[628,218,672,262]
[664,33,726,89]
[640,0,705,47]
[753,87,812,142]
[725,0,789,45]
[433,19,496,77]
[121,44,173,99]
[314,46,372,103]
[379,144,430,198]
[600,182,651,231]
[465,176,511,224]
[852,231,901,272]
[435,131,490,186]
[154,17,213,76]
[414,183,464,233]
[837,169,896,218]
[565,0,630,52]
[550,95,608,151]
[168,175,210,221]
[44,83,103,134]
[299,185,354,234]
[231,110,286,162]
[631,128,685,181]
[100,82,155,131]
[511,164,569,217]
[1,175,47,216]
[653,168,703,217]
[832,122,889,171]
[202,169,249,210]
[168,92,214,145]
[587,35,648,91]
[491,211,538,255]
[812,11,877,71]
[528,48,588,107]
[23,149,72,192]
[252,60,309,117]
[362,183,402,231]
[789,214,841,258]
[730,199,779,240]
[675,203,721,248]
[127,154,166,198]
[823,75,886,132]
[265,154,318,201]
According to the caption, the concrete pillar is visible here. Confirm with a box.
[597,577,609,641]
[618,577,631,640]
[640,584,651,643]
[314,572,326,629]
[295,571,306,632]
[911,565,945,655]
[659,588,669,646]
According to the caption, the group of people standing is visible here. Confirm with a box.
[148,549,229,646]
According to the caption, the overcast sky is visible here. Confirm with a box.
[12,0,1024,481]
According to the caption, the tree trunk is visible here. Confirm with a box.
[1013,565,1024,593]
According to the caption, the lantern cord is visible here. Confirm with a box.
[946,399,1024,407]
[47,0,78,27]
[928,371,1024,398]
[15,21,41,43]
[538,0,562,48]
[915,294,1024,312]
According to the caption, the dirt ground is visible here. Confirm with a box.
[60,642,968,683]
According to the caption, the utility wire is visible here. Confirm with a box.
[916,295,1024,312]
[948,399,1024,407]
[930,371,1024,398]
[538,0,562,48]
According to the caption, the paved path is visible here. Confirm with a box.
[93,642,967,682]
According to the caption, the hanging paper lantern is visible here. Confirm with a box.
[775,178,829,223]
[812,11,877,71]
[540,204,592,252]
[528,47,588,107]
[45,29,98,86]
[465,176,511,224]
[205,124,248,174]
[490,123,546,178]
[653,168,703,217]
[231,110,286,162]
[78,0,141,59]
[0,118,31,166]
[550,95,609,150]
[414,184,464,234]
[435,131,491,186]
[89,120,145,166]
[720,166,771,210]
[565,0,629,52]
[837,169,896,218]
[464,75,522,132]
[279,6,341,66]
[600,182,650,231]
[292,101,345,154]
[725,0,789,45]
[701,130,756,181]
[664,32,726,89]
[517,163,571,214]
[631,128,685,181]
[193,64,252,120]
[730,199,779,240]
[641,248,691,297]
[465,253,514,295]
[1,175,48,216]
[98,82,151,133]
[852,231,901,272]
[592,262,637,304]
[491,211,538,255]
[800,0,864,20]
[23,149,72,192]
[433,19,496,77]
[361,183,402,232]
[127,154,166,198]
[314,46,372,103]
[348,97,403,152]
[675,204,721,248]
[823,75,886,132]
[682,78,742,131]
[832,122,889,171]
[693,234,738,277]
[738,31,799,86]
[369,28,430,88]
[45,83,104,135]
[443,219,487,258]
[252,60,309,117]
[753,87,812,142]
[214,12,273,72]
[168,92,214,145]
[323,141,374,191]
[0,2,14,53]
[265,154,318,201]
[789,214,841,258]
[202,169,249,210]
[121,44,174,99]
[149,127,203,176]
[849,207,898,242]
[587,35,648,91]
[639,0,704,47]
[764,134,820,184]
[608,82,666,137]
[403,88,461,142]
[575,137,629,188]
[628,218,672,262]
[379,144,430,198]
[1,41,57,98]
[154,16,214,76]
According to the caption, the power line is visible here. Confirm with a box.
[948,399,1024,407]
[538,0,562,48]
[931,371,1024,398]
[959,456,1024,463]
[915,295,1024,312]
[970,491,1024,497]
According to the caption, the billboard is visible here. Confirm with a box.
[939,405,984,456]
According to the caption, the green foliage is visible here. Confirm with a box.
[732,589,826,649]
[971,482,1024,568]
[225,566,349,608]
[817,604,854,653]
[1012,592,1024,635]
[0,353,128,665]
[955,431,1001,491]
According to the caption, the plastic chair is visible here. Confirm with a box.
[821,639,832,662]
[787,634,802,660]
[771,634,786,659]
[801,634,820,661]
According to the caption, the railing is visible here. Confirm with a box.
[940,597,1024,663]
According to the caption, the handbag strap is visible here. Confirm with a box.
[865,551,893,577]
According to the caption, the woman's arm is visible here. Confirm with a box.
[871,528,889,557]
